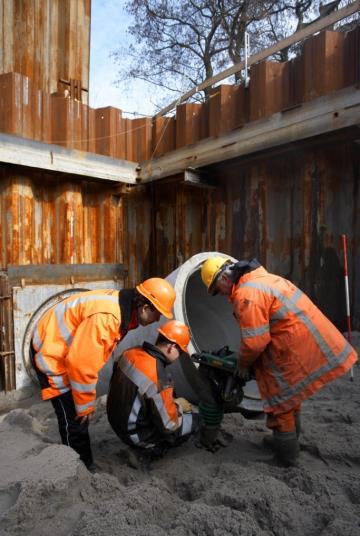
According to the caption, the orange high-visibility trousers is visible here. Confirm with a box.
[266,404,301,433]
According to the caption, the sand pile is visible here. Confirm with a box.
[0,372,359,536]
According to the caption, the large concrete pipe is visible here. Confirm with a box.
[98,252,262,412]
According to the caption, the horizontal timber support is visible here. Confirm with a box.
[140,85,360,182]
[0,133,139,184]
[7,263,127,286]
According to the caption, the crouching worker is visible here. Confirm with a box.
[107,320,201,467]
[30,278,176,471]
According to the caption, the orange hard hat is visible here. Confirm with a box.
[136,278,176,319]
[158,320,190,353]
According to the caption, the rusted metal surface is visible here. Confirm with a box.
[303,31,345,102]
[1,28,358,162]
[0,0,90,103]
[207,141,359,331]
[250,62,286,121]
[152,116,176,158]
[124,137,359,331]
[0,12,359,398]
[0,28,360,162]
[0,168,124,268]
[344,26,360,86]
[0,273,15,391]
[122,186,152,287]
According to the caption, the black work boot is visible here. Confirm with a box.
[262,432,275,450]
[274,430,300,467]
[125,443,169,470]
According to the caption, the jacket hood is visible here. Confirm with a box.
[142,341,170,366]
[229,259,261,283]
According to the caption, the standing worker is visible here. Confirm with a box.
[200,257,358,466]
[30,278,176,471]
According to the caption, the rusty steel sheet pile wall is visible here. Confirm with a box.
[0,273,15,391]
[0,72,154,159]
[0,0,90,103]
[152,28,360,156]
[0,169,124,269]
[0,28,358,161]
[128,139,359,330]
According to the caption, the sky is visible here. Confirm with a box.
[89,0,157,116]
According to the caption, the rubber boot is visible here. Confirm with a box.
[262,432,275,450]
[295,411,301,438]
[274,430,300,467]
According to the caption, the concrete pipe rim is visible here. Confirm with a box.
[173,251,236,355]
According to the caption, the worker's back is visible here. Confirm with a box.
[231,267,357,413]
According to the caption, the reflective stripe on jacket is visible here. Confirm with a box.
[230,267,358,414]
[32,290,122,415]
[107,345,182,447]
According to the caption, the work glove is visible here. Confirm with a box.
[76,410,95,426]
[174,397,193,413]
[237,365,251,383]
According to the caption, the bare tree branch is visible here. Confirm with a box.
[112,1,345,106]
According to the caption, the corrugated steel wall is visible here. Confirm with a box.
[0,28,358,160]
[125,140,359,330]
[0,167,124,268]
[0,9,359,394]
[0,0,90,102]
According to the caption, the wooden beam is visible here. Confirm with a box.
[154,0,360,118]
[0,133,139,183]
[140,85,360,181]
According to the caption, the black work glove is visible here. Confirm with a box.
[237,366,252,383]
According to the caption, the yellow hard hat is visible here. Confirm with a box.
[201,256,230,294]
[136,278,176,319]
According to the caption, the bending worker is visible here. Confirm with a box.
[107,320,200,465]
[30,278,176,470]
[201,256,358,466]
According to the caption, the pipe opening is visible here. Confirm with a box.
[183,268,240,353]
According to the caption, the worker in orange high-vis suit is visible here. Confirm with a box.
[30,278,176,471]
[201,257,358,467]
[107,320,200,467]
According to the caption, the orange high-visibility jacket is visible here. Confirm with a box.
[115,346,182,439]
[32,290,122,416]
[230,267,357,414]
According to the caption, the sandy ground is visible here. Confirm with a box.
[0,365,359,536]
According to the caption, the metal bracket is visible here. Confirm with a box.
[184,169,216,189]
